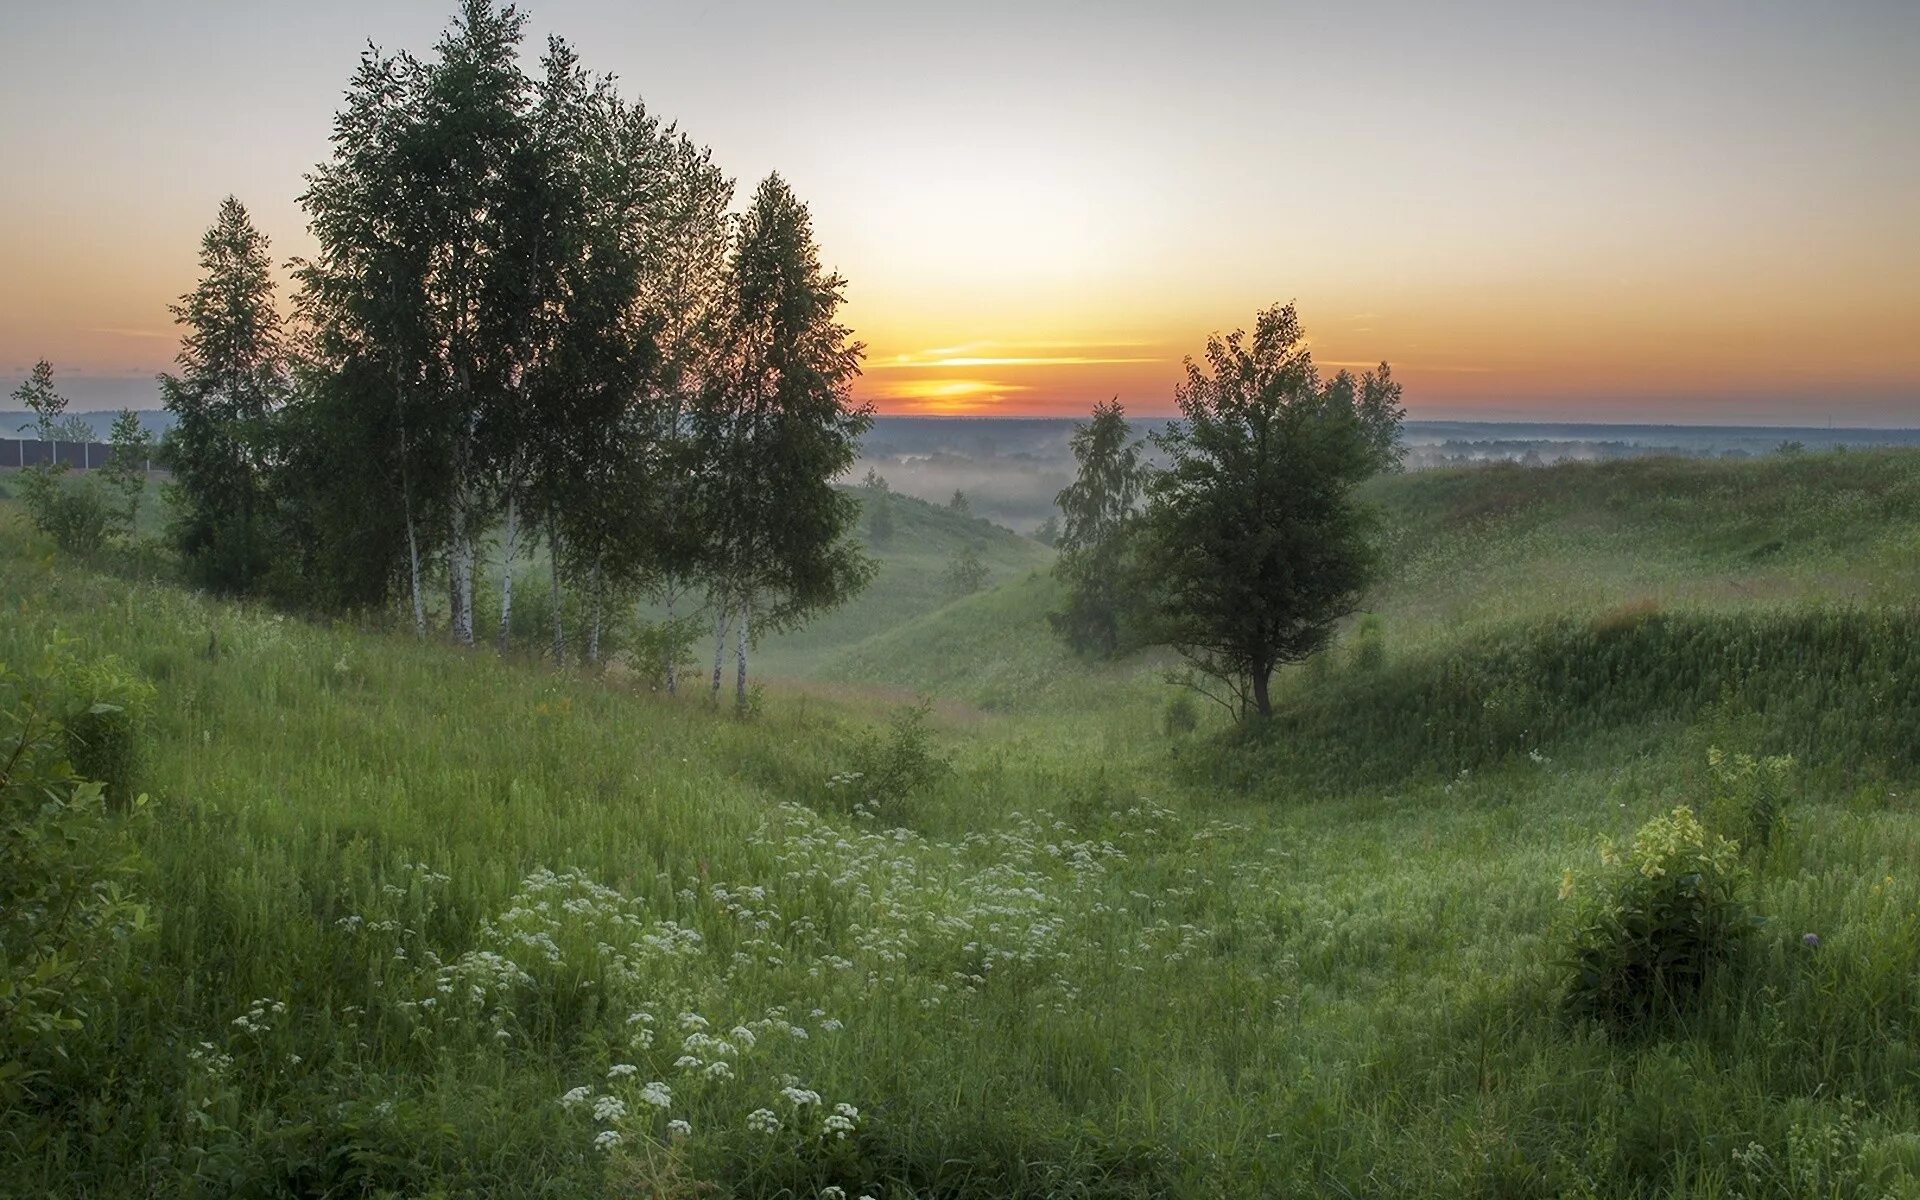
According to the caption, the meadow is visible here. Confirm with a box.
[5,449,1920,1199]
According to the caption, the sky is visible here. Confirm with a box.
[1,1,1916,423]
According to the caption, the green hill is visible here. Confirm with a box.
[752,489,1053,675]
[6,450,1920,1198]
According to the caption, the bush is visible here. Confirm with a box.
[60,655,155,809]
[626,612,705,692]
[828,699,950,825]
[1163,693,1199,737]
[1348,614,1386,672]
[1560,806,1753,1029]
[19,472,112,555]
[0,650,151,1107]
[1703,746,1794,852]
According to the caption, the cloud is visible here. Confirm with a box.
[1317,359,1493,374]
[86,327,171,340]
[870,355,1162,370]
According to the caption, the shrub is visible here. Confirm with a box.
[1348,614,1386,672]
[1560,806,1753,1029]
[1703,746,1794,852]
[828,699,950,825]
[943,543,990,597]
[0,650,151,1107]
[1163,693,1199,737]
[20,474,113,555]
[60,654,156,809]
[626,613,705,692]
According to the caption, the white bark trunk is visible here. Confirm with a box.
[734,596,751,713]
[497,491,517,653]
[662,580,679,695]
[709,601,730,698]
[449,503,474,647]
[548,514,565,667]
[586,558,603,667]
[404,502,425,639]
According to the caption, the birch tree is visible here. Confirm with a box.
[295,46,439,633]
[1049,399,1149,657]
[694,174,873,711]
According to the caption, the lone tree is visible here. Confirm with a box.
[1140,303,1403,719]
[1050,398,1148,657]
[162,196,289,593]
[861,468,895,547]
[101,409,154,538]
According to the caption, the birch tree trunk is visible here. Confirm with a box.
[734,595,751,713]
[586,558,603,667]
[449,501,474,647]
[403,493,425,639]
[548,510,565,667]
[497,490,517,653]
[709,601,731,698]
[662,578,679,695]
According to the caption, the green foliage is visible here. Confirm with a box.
[942,542,990,597]
[828,698,950,825]
[11,361,111,556]
[24,475,112,555]
[1348,614,1386,672]
[1560,805,1752,1029]
[0,648,150,1109]
[1162,692,1199,737]
[862,470,895,547]
[1050,399,1148,658]
[626,611,706,692]
[1704,746,1795,853]
[161,196,288,594]
[948,489,970,516]
[1140,303,1403,718]
[100,408,153,539]
[59,655,155,809]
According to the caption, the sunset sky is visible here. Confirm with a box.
[2,1,1915,423]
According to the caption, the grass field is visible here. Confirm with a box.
[5,450,1920,1198]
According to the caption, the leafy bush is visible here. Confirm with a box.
[1163,693,1199,736]
[626,612,705,692]
[0,649,151,1107]
[827,699,950,825]
[1560,806,1753,1029]
[943,543,990,597]
[19,472,112,555]
[1703,746,1794,853]
[1349,614,1386,672]
[60,654,156,809]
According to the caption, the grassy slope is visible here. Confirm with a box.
[752,490,1053,676]
[5,450,1920,1198]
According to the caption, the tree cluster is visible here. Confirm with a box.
[149,1,871,709]
[1049,304,1405,719]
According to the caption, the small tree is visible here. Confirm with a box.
[1049,398,1148,657]
[862,469,895,547]
[1139,303,1402,719]
[12,362,71,524]
[11,362,108,554]
[1033,514,1061,547]
[947,489,971,517]
[943,542,989,597]
[100,409,153,539]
